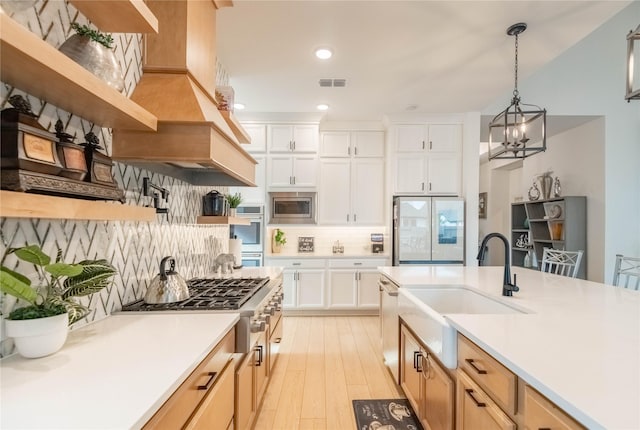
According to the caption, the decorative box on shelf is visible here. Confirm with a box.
[1,105,64,176]
[55,119,87,181]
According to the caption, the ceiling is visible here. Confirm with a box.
[216,1,630,122]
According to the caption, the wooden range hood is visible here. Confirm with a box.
[112,0,256,186]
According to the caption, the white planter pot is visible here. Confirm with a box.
[5,313,69,358]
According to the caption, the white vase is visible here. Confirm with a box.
[5,313,69,358]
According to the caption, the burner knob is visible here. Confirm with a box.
[261,313,271,325]
[250,319,265,333]
[264,306,275,316]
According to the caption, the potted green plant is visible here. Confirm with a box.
[272,228,286,253]
[225,192,242,216]
[58,22,124,92]
[0,244,116,358]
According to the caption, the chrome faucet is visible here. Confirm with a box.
[477,232,520,297]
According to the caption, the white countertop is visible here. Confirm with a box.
[380,265,640,430]
[218,266,283,278]
[0,313,239,429]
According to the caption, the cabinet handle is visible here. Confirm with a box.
[354,262,363,266]
[465,389,486,407]
[421,182,425,191]
[429,182,432,191]
[347,214,350,222]
[256,345,264,366]
[289,141,293,151]
[348,147,351,156]
[430,141,433,150]
[422,140,425,150]
[293,176,296,185]
[197,372,218,390]
[413,351,423,372]
[274,337,282,343]
[293,140,296,150]
[465,358,488,374]
[354,147,358,156]
[292,262,301,266]
[354,214,357,222]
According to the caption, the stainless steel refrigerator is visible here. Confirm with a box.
[392,196,465,265]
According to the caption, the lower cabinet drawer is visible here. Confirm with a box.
[143,328,235,429]
[184,360,235,429]
[457,335,517,415]
[524,385,585,430]
[456,369,516,430]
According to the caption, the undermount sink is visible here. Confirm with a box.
[398,285,528,369]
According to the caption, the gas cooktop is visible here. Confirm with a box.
[121,277,269,311]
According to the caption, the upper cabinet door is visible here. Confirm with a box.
[268,124,318,152]
[352,158,385,225]
[320,131,351,157]
[318,159,351,224]
[395,155,426,194]
[242,124,267,153]
[268,156,294,187]
[396,125,426,152]
[428,124,462,153]
[292,156,318,187]
[292,125,319,152]
[353,131,385,157]
[268,125,295,152]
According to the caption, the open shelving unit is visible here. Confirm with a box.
[0,191,156,221]
[68,0,159,33]
[196,216,250,226]
[511,196,586,278]
[0,14,157,131]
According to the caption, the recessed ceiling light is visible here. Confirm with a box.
[315,48,333,60]
[234,103,245,110]
[317,104,329,111]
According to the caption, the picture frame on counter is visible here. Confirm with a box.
[298,236,314,253]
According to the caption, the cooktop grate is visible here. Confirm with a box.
[121,277,269,311]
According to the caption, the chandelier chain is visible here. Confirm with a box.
[513,32,519,98]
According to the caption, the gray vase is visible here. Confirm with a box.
[58,34,124,92]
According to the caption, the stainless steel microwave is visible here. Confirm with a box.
[269,192,316,224]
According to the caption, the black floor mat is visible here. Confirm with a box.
[352,398,423,430]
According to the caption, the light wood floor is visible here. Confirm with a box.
[254,316,404,430]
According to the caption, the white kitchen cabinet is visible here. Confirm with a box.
[292,269,326,309]
[268,124,318,153]
[393,124,462,196]
[326,259,387,310]
[319,158,384,225]
[270,259,326,310]
[320,131,384,158]
[395,124,461,153]
[241,123,267,153]
[268,155,317,188]
[229,155,266,204]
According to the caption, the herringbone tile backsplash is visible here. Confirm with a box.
[0,1,231,356]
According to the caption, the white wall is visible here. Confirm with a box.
[482,2,640,282]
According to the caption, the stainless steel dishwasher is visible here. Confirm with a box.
[379,275,400,384]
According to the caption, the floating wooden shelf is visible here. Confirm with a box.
[0,190,156,221]
[69,0,159,33]
[0,14,157,132]
[220,111,252,144]
[196,216,250,225]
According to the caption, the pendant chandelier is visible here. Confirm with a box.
[488,23,546,160]
[626,24,640,101]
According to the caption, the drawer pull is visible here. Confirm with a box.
[354,262,363,266]
[292,262,301,266]
[413,351,423,372]
[538,428,552,430]
[197,371,218,391]
[465,358,488,374]
[256,345,264,366]
[465,389,486,407]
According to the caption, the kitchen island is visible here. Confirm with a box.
[380,265,640,430]
[0,313,239,429]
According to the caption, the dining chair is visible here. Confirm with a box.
[612,254,640,290]
[540,248,584,278]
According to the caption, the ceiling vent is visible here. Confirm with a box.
[318,78,347,87]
